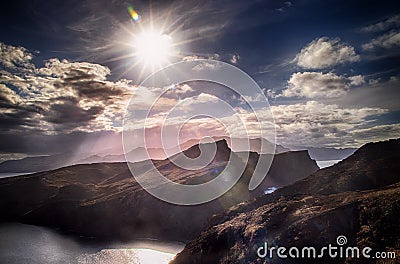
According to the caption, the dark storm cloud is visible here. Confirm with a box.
[63,77,126,101]
[0,85,43,132]
[44,98,103,128]
[0,108,37,131]
[0,43,135,134]
[48,59,129,102]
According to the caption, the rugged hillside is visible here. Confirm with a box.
[171,139,400,264]
[0,140,317,242]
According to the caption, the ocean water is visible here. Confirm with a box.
[0,223,184,264]
[264,186,278,194]
[0,172,34,178]
[316,160,342,169]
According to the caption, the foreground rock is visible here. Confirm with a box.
[0,140,317,242]
[171,139,400,264]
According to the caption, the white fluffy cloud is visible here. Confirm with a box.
[348,75,365,86]
[362,31,400,50]
[281,72,366,99]
[167,83,194,96]
[0,42,35,71]
[282,72,348,98]
[294,37,360,69]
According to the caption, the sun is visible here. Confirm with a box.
[134,29,174,69]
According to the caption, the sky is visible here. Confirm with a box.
[0,0,400,160]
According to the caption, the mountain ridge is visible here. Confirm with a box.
[0,137,289,173]
[171,138,400,264]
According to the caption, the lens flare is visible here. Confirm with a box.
[128,6,140,22]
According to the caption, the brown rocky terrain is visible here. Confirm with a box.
[0,140,318,243]
[171,139,400,264]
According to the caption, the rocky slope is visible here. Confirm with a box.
[0,140,317,242]
[171,139,400,264]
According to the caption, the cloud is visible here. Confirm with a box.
[361,14,400,33]
[352,124,400,143]
[362,30,400,50]
[284,1,292,7]
[0,84,21,105]
[0,37,397,156]
[0,42,34,70]
[361,14,400,51]
[166,83,195,96]
[164,100,392,148]
[181,54,222,71]
[337,75,400,111]
[281,72,367,99]
[39,58,131,103]
[0,42,135,134]
[294,37,360,69]
[182,54,220,61]
[282,72,349,98]
[348,75,365,86]
[182,55,205,61]
[0,44,138,155]
[270,101,389,147]
[276,1,293,12]
[135,98,392,148]
[43,98,103,129]
[192,61,221,72]
[230,54,240,64]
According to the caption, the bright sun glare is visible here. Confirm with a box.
[134,30,174,68]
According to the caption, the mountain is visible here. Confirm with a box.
[0,137,289,173]
[78,146,169,164]
[0,140,317,242]
[224,137,290,154]
[171,139,400,264]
